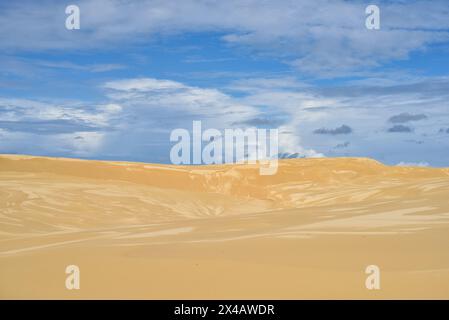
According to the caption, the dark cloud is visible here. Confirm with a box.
[389,113,427,123]
[314,124,352,135]
[388,124,413,133]
[439,128,449,134]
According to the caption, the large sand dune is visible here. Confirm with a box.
[1,154,449,299]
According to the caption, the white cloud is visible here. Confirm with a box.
[3,75,449,164]
[103,77,324,156]
[0,128,105,157]
[99,75,449,161]
[0,98,122,128]
[227,77,309,93]
[62,131,105,156]
[98,103,122,114]
[104,78,185,92]
[278,125,324,158]
[396,161,429,167]
[104,77,260,125]
[32,60,125,73]
[0,98,124,156]
[1,0,448,76]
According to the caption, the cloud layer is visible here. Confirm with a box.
[1,1,449,166]
[1,0,449,76]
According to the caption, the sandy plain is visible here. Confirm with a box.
[1,154,448,299]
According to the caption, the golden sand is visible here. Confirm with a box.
[1,154,448,299]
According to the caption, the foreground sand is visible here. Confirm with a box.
[1,154,449,299]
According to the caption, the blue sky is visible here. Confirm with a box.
[1,0,449,166]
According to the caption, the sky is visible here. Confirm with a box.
[0,0,448,166]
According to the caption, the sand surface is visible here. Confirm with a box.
[1,154,449,299]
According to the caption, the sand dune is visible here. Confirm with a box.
[1,154,449,299]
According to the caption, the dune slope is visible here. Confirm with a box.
[1,154,449,299]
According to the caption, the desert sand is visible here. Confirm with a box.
[0,154,448,299]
